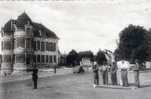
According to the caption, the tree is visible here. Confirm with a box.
[115,24,148,63]
[66,49,79,67]
[96,50,107,65]
[145,28,151,61]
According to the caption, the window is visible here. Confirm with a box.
[46,55,49,63]
[50,43,56,51]
[2,55,11,63]
[26,54,31,64]
[37,55,40,63]
[3,32,11,36]
[25,27,31,34]
[47,42,51,51]
[26,38,31,49]
[49,56,52,63]
[33,41,36,50]
[41,42,45,51]
[46,42,49,51]
[15,38,25,48]
[37,41,40,50]
[15,54,25,63]
[41,55,44,63]
[25,25,32,36]
[54,55,56,63]
[52,43,56,51]
[33,55,36,63]
[47,42,56,51]
[3,40,12,50]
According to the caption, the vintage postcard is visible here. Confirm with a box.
[0,0,151,99]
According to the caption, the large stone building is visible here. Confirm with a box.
[1,12,59,74]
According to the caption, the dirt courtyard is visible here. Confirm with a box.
[0,71,151,99]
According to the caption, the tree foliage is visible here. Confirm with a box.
[96,50,107,65]
[115,24,148,63]
[145,29,151,61]
[66,49,79,67]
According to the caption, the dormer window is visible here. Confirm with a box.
[26,27,30,32]
[25,25,32,35]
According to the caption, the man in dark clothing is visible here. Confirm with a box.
[92,62,99,87]
[54,65,57,74]
[134,59,140,88]
[111,62,117,85]
[32,67,38,89]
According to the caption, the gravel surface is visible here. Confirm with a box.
[0,70,151,99]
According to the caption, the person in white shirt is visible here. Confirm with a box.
[117,60,130,86]
[117,61,122,86]
[120,60,129,87]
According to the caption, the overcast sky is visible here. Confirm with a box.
[0,0,151,54]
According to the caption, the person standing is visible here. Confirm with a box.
[54,65,57,74]
[134,59,140,88]
[111,62,117,85]
[92,62,99,88]
[101,62,108,85]
[120,60,129,87]
[32,67,38,89]
[117,61,122,86]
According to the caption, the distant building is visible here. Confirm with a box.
[1,12,59,74]
[79,51,94,67]
[145,61,151,69]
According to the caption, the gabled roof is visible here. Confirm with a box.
[32,22,58,39]
[2,12,59,39]
[16,12,32,28]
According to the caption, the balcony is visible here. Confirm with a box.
[14,29,33,37]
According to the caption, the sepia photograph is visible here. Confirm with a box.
[0,0,151,99]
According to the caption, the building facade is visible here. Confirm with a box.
[79,51,93,67]
[1,12,59,74]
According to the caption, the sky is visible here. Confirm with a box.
[0,0,151,54]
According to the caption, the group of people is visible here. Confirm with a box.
[92,59,140,88]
